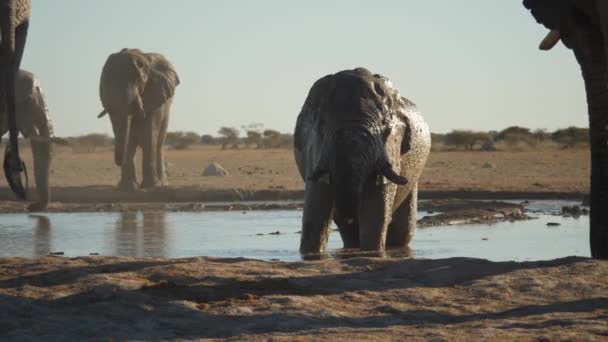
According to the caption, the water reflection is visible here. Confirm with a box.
[30,215,51,256]
[114,211,167,257]
[302,246,414,261]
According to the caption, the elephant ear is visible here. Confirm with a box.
[399,97,416,155]
[15,70,35,103]
[142,57,180,113]
[294,75,334,152]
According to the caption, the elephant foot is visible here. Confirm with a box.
[27,201,48,212]
[140,178,160,189]
[118,179,139,192]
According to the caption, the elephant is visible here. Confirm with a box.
[0,69,52,211]
[97,48,180,191]
[294,68,430,253]
[524,0,608,259]
[0,0,31,200]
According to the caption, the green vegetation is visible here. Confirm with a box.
[41,125,590,153]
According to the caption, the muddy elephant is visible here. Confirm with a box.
[1,0,31,199]
[98,48,179,191]
[1,69,52,211]
[524,0,608,258]
[294,68,430,253]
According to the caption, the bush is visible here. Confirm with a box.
[444,130,490,150]
[200,134,217,145]
[67,133,113,152]
[218,126,240,149]
[165,131,200,150]
[552,127,589,148]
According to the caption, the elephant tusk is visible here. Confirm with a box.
[539,29,561,51]
[97,109,108,118]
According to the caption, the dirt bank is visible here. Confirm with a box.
[0,256,605,340]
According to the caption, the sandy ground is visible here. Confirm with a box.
[0,146,591,209]
[0,256,606,340]
[0,146,600,340]
[0,145,591,195]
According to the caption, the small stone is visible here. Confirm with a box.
[202,162,229,176]
[268,231,281,235]
[546,222,561,227]
[481,162,496,169]
[49,252,64,255]
[89,253,99,256]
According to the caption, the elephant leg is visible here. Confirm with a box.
[141,113,160,188]
[300,181,334,253]
[386,185,418,248]
[155,113,169,186]
[358,181,396,251]
[118,139,138,191]
[333,213,359,249]
[28,136,51,212]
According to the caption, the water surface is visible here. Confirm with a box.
[0,200,589,261]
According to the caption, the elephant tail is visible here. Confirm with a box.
[97,109,108,118]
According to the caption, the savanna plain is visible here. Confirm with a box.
[1,145,606,341]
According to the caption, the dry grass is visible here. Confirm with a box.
[0,145,590,194]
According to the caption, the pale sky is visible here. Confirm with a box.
[22,0,586,137]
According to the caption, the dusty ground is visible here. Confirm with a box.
[0,256,606,340]
[0,146,591,207]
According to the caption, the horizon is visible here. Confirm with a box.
[21,1,588,137]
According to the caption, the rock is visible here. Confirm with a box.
[202,162,229,176]
[49,252,64,255]
[546,222,561,227]
[481,162,496,169]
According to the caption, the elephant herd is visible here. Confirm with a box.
[1,0,607,257]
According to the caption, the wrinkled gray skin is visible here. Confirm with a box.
[98,48,179,191]
[294,68,430,253]
[524,0,608,258]
[0,70,52,211]
[0,0,30,200]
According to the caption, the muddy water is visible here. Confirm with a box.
[0,200,589,261]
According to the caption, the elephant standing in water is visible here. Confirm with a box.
[1,70,52,211]
[1,0,31,200]
[294,68,430,253]
[98,48,179,191]
[524,0,608,258]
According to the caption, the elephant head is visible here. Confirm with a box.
[98,48,179,166]
[294,68,430,252]
[524,0,608,258]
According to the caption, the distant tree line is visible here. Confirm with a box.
[31,125,589,153]
[433,126,589,151]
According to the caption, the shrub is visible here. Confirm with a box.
[552,126,589,148]
[444,130,490,150]
[165,131,200,150]
[218,126,240,149]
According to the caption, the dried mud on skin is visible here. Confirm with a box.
[0,256,606,340]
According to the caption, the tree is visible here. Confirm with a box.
[444,130,490,151]
[165,131,200,149]
[218,126,240,149]
[200,134,216,145]
[496,126,535,146]
[551,126,589,148]
[242,123,264,148]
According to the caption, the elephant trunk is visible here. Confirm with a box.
[311,127,403,219]
[114,114,132,166]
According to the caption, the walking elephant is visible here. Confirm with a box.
[1,0,31,200]
[294,68,430,253]
[1,69,52,211]
[98,48,179,191]
[523,0,608,258]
